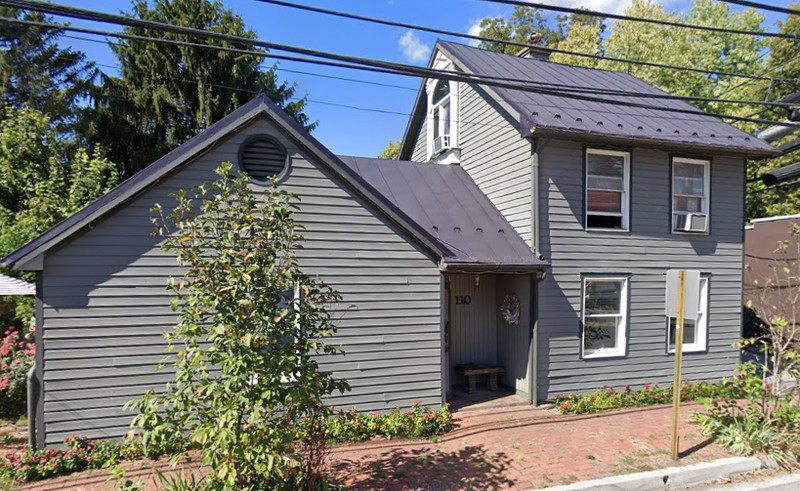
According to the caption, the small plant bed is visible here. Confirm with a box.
[553,379,746,415]
[326,402,454,442]
[0,404,454,486]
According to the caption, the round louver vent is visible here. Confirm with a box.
[239,136,287,181]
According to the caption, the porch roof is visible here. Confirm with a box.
[0,273,34,295]
[337,156,546,271]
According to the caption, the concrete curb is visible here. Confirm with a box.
[526,456,761,491]
[705,473,800,490]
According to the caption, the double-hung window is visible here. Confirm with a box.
[582,277,628,358]
[672,158,710,233]
[585,149,630,231]
[668,276,709,353]
[431,80,452,154]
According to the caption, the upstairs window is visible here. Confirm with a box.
[585,149,630,231]
[431,80,452,154]
[672,158,710,233]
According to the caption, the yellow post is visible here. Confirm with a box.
[671,270,686,461]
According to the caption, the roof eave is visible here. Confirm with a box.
[528,127,780,159]
[440,261,548,273]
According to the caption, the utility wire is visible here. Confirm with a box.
[717,0,800,16]
[3,9,799,130]
[253,0,794,83]
[477,0,799,39]
[9,0,794,87]
[60,33,792,141]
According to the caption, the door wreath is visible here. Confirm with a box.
[500,294,520,326]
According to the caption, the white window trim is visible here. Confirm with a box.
[425,52,459,164]
[585,149,631,232]
[667,276,709,354]
[671,157,710,235]
[581,276,629,359]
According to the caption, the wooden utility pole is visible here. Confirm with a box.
[671,270,686,461]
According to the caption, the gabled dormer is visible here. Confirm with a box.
[425,52,460,164]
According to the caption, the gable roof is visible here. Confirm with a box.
[400,41,778,159]
[1,95,448,271]
[0,273,34,295]
[338,156,545,271]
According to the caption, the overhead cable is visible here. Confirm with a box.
[477,0,799,39]
[253,0,795,83]
[717,0,800,16]
[5,15,800,130]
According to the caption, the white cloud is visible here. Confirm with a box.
[466,20,483,47]
[398,30,431,63]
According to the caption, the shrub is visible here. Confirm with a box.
[0,435,118,482]
[553,379,745,415]
[0,327,35,419]
[128,163,350,491]
[690,362,800,468]
[325,402,454,442]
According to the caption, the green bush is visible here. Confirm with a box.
[690,362,800,468]
[0,326,34,419]
[553,379,745,415]
[325,402,454,442]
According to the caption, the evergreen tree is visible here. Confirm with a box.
[81,0,314,177]
[0,8,96,129]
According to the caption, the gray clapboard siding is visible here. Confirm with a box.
[535,138,745,401]
[405,82,533,246]
[410,116,428,162]
[39,116,442,446]
[495,275,532,395]
[458,83,532,246]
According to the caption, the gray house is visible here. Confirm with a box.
[2,41,777,447]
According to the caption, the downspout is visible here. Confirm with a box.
[529,139,541,405]
[27,365,37,449]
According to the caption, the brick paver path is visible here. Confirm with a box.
[329,403,732,490]
[17,403,731,490]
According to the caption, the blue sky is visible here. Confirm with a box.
[57,0,790,158]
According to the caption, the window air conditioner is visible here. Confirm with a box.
[433,134,451,153]
[674,212,708,233]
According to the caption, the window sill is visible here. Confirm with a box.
[585,228,630,234]
[582,350,626,360]
[668,347,706,354]
[671,230,710,236]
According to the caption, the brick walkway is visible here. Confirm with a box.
[329,403,731,490]
[18,403,731,491]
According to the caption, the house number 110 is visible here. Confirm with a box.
[455,295,472,305]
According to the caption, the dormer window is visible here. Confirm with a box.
[431,80,451,154]
[425,53,459,164]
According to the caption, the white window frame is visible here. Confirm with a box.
[667,276,709,353]
[581,276,629,359]
[585,149,631,232]
[425,52,459,164]
[671,157,710,234]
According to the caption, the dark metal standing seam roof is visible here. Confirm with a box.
[433,41,778,157]
[337,156,545,270]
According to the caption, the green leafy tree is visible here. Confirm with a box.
[0,8,96,130]
[550,14,604,68]
[129,162,349,490]
[0,107,118,325]
[745,2,800,219]
[0,107,118,258]
[82,0,314,177]
[377,139,401,160]
[478,6,561,54]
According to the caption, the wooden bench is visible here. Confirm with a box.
[456,364,505,394]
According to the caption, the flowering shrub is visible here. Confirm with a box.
[0,435,118,482]
[0,327,35,418]
[326,402,454,442]
[553,379,746,415]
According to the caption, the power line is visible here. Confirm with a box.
[4,9,799,130]
[717,0,800,16]
[477,0,799,39]
[61,34,420,93]
[253,0,794,84]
